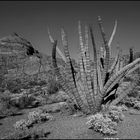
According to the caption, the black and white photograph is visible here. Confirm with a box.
[0,1,140,139]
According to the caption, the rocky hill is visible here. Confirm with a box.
[0,33,68,92]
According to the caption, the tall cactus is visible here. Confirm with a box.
[49,17,140,115]
[129,47,134,64]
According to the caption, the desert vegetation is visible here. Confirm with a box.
[0,16,140,139]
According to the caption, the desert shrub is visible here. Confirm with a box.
[0,90,20,118]
[1,127,50,139]
[28,127,50,139]
[37,80,47,86]
[47,77,62,94]
[27,109,43,124]
[27,109,53,125]
[28,81,38,87]
[87,105,125,136]
[123,76,134,82]
[0,90,11,107]
[87,113,117,136]
[10,94,40,109]
[120,96,137,108]
[110,105,128,112]
[6,79,22,93]
[13,109,53,137]
[28,80,47,88]
[106,110,124,123]
[106,106,125,123]
[127,88,140,98]
[133,101,140,110]
[14,119,29,131]
[0,106,20,118]
[18,94,37,109]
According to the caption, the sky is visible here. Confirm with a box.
[0,1,140,60]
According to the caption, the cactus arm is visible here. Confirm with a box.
[76,79,89,107]
[89,25,98,96]
[97,50,103,91]
[110,81,137,106]
[84,25,95,102]
[48,28,66,62]
[108,47,120,75]
[100,46,105,68]
[78,21,87,74]
[115,48,123,72]
[61,28,89,113]
[61,29,77,87]
[97,16,110,85]
[51,40,77,105]
[129,47,134,64]
[119,59,124,70]
[102,58,140,96]
[108,20,117,48]
[78,22,95,112]
[103,20,117,57]
[110,64,140,106]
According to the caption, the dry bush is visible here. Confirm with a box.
[87,113,117,136]
[87,105,125,136]
[0,90,21,118]
[46,77,62,95]
[13,109,53,131]
[133,101,140,110]
[106,106,125,123]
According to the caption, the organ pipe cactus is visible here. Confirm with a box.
[49,16,140,115]
[129,47,134,64]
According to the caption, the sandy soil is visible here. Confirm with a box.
[0,107,140,139]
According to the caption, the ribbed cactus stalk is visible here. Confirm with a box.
[49,17,140,115]
[129,47,134,64]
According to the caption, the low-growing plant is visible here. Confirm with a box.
[14,119,29,131]
[46,77,62,94]
[27,109,53,124]
[27,109,43,124]
[106,110,124,123]
[87,105,125,135]
[0,106,21,118]
[0,90,21,118]
[106,105,125,123]
[109,105,128,112]
[6,79,22,93]
[87,113,118,136]
[133,101,140,110]
[13,109,53,134]
[1,127,50,139]
[120,96,137,108]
